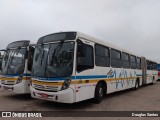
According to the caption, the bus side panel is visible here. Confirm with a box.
[75,69,96,102]
[154,70,158,81]
[146,70,158,84]
[146,70,152,84]
[135,69,143,87]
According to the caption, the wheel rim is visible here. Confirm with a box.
[99,87,103,97]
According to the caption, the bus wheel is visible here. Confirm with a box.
[94,82,104,104]
[134,79,139,90]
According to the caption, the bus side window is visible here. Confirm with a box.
[147,61,150,70]
[121,52,130,69]
[77,40,94,72]
[130,55,137,69]
[137,57,141,69]
[111,49,121,68]
[28,46,35,71]
[95,44,110,67]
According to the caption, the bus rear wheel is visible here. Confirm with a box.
[94,82,104,104]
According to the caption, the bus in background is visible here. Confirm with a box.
[30,31,158,103]
[159,70,160,80]
[0,50,5,73]
[0,50,5,90]
[146,60,158,84]
[0,40,35,94]
[156,64,160,80]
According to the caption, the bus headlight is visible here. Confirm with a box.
[16,76,23,84]
[61,79,71,90]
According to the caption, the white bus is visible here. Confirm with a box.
[0,40,35,93]
[0,50,5,73]
[30,32,158,103]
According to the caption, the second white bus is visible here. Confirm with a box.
[0,40,35,93]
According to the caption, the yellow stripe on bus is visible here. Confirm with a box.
[32,77,141,86]
[74,77,139,84]
[23,77,31,80]
[0,77,17,81]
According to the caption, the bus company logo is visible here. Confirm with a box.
[107,69,114,77]
[2,112,11,117]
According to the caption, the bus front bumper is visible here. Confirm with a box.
[30,85,74,103]
[0,81,30,94]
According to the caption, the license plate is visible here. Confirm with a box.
[40,93,48,98]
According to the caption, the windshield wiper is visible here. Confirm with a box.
[10,47,21,64]
[51,41,64,65]
[40,50,44,66]
[4,50,9,67]
[16,47,21,55]
[40,44,44,66]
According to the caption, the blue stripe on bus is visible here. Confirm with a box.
[33,75,111,81]
[136,74,149,76]
[74,75,108,79]
[32,74,150,81]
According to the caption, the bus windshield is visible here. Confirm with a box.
[32,41,74,78]
[1,48,27,75]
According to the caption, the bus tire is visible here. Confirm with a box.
[134,79,139,90]
[94,82,104,104]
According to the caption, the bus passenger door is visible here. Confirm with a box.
[141,57,147,85]
[75,38,95,102]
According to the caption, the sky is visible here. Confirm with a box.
[0,0,160,63]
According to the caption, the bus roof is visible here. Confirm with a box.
[76,31,142,58]
[38,31,156,62]
[7,40,36,49]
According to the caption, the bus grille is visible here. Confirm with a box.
[33,84,59,92]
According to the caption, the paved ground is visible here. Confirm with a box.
[0,81,160,120]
